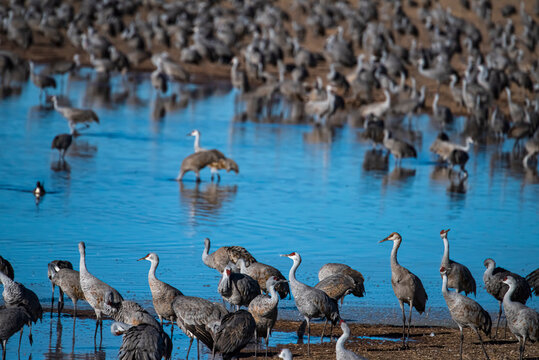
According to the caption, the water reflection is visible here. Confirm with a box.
[50,159,70,173]
[383,167,416,185]
[363,149,389,172]
[179,182,238,223]
[447,172,468,195]
[303,124,335,144]
[45,315,103,360]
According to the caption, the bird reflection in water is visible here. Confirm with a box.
[362,149,389,172]
[68,138,98,159]
[303,123,335,144]
[51,159,71,173]
[447,171,468,195]
[179,182,238,223]
[383,167,416,186]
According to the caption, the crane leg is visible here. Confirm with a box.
[185,337,193,359]
[473,327,490,360]
[407,301,413,343]
[99,318,103,348]
[399,301,406,349]
[459,326,464,360]
[197,338,200,360]
[18,327,23,353]
[306,317,311,356]
[494,302,502,338]
[265,327,270,358]
[321,319,327,343]
[58,288,65,314]
[519,336,526,360]
[170,322,174,339]
[51,284,55,317]
[254,329,258,358]
[2,339,5,360]
[74,300,78,319]
[28,324,33,346]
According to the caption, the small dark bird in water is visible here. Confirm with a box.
[51,134,73,159]
[33,182,45,198]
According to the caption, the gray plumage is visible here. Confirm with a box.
[318,263,366,299]
[439,229,476,296]
[336,320,368,360]
[231,57,250,93]
[0,307,31,359]
[379,232,428,348]
[383,130,417,165]
[282,252,339,355]
[202,237,256,273]
[78,241,124,344]
[210,309,256,360]
[441,267,491,360]
[0,256,14,280]
[502,276,539,360]
[526,268,539,296]
[177,150,239,182]
[47,260,84,317]
[111,322,172,360]
[237,258,289,299]
[51,133,73,159]
[315,274,357,304]
[278,348,293,359]
[29,61,56,102]
[52,96,99,134]
[218,266,261,309]
[151,59,168,94]
[483,258,532,338]
[111,300,161,330]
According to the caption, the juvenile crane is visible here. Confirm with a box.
[218,266,260,310]
[202,237,256,273]
[281,252,339,355]
[483,258,531,338]
[47,260,84,318]
[438,229,476,295]
[383,130,417,165]
[440,267,491,360]
[52,96,99,134]
[336,320,368,360]
[502,276,539,360]
[78,241,124,345]
[177,150,239,183]
[379,232,428,348]
[237,258,289,299]
[210,310,256,360]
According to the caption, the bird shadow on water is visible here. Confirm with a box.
[179,182,238,223]
[50,159,71,173]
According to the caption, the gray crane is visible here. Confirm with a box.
[218,266,260,310]
[506,88,525,124]
[231,57,249,93]
[111,321,172,360]
[52,96,99,134]
[318,263,366,300]
[51,133,73,160]
[432,93,453,126]
[248,276,286,357]
[0,256,14,280]
[526,268,539,296]
[177,150,239,182]
[110,300,161,330]
[188,129,205,153]
[449,75,464,107]
[47,260,84,317]
[278,348,293,359]
[315,274,359,306]
[440,267,491,360]
[210,309,256,360]
[172,295,228,360]
[502,276,539,360]
[336,320,368,360]
[29,61,56,104]
[0,307,31,360]
[237,258,289,299]
[305,85,340,123]
[483,258,532,338]
[151,59,168,94]
[439,229,476,295]
[430,136,473,163]
[0,271,42,347]
[379,232,428,349]
[382,130,417,165]
[202,237,256,273]
[138,253,183,338]
[281,252,339,355]
[360,90,391,118]
[78,241,124,346]
[156,52,190,82]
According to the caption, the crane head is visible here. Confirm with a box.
[440,266,446,273]
[379,232,401,243]
[138,253,158,262]
[502,275,515,286]
[483,258,495,268]
[78,241,86,254]
[187,129,200,137]
[440,229,450,236]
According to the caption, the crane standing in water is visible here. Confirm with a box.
[438,229,476,295]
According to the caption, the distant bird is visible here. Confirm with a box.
[440,266,491,360]
[432,93,453,126]
[51,133,73,159]
[526,268,539,296]
[202,237,256,273]
[237,258,289,299]
[336,320,368,360]
[139,253,182,338]
[52,96,99,134]
[78,241,124,345]
[29,61,56,104]
[439,229,476,295]
[318,263,366,301]
[0,256,14,280]
[360,90,391,118]
[430,136,474,164]
[210,309,256,360]
[111,321,172,360]
[151,59,168,94]
[278,348,293,360]
[483,258,532,338]
[231,57,250,93]
[379,232,428,348]
[305,85,341,123]
[218,266,261,310]
[0,307,31,359]
[248,276,286,357]
[33,181,45,198]
[502,276,539,360]
[383,130,417,165]
[281,252,339,355]
[177,150,239,182]
[523,136,539,168]
[0,271,42,347]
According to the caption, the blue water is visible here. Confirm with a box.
[0,68,538,359]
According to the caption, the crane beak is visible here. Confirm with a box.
[276,279,288,284]
[137,254,149,261]
[379,236,390,243]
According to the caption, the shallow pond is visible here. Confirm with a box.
[0,68,537,359]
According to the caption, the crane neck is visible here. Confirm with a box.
[441,235,450,265]
[441,273,450,295]
[79,248,88,275]
[267,284,280,306]
[0,271,14,286]
[390,239,401,267]
[148,259,158,282]
[336,324,350,351]
[193,132,202,152]
[288,257,301,284]
[237,259,247,273]
[502,282,516,305]
[484,262,495,278]
[202,240,211,266]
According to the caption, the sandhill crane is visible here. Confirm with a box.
[52,96,99,134]
[502,276,539,360]
[305,85,341,123]
[156,52,190,82]
[111,321,172,360]
[430,136,474,163]
[360,90,391,118]
[432,93,453,126]
[248,276,286,357]
[29,61,56,104]
[278,348,293,359]
[318,263,366,300]
[0,256,14,280]
[382,130,417,165]
[526,268,539,296]
[151,59,168,94]
[210,309,256,360]
[336,320,368,360]
[51,133,73,160]
[281,252,339,355]
[177,150,239,182]
[439,229,476,295]
[315,274,360,306]
[47,260,84,317]
[483,258,532,338]
[0,271,42,347]
[417,58,454,86]
[237,258,289,299]
[33,181,45,199]
[78,241,124,345]
[231,57,249,93]
[110,300,161,330]
[506,88,525,124]
[379,232,428,348]
[202,237,256,273]
[440,267,491,360]
[188,129,205,153]
[139,253,182,338]
[0,307,31,360]
[523,136,539,168]
[450,75,464,107]
[218,266,261,310]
